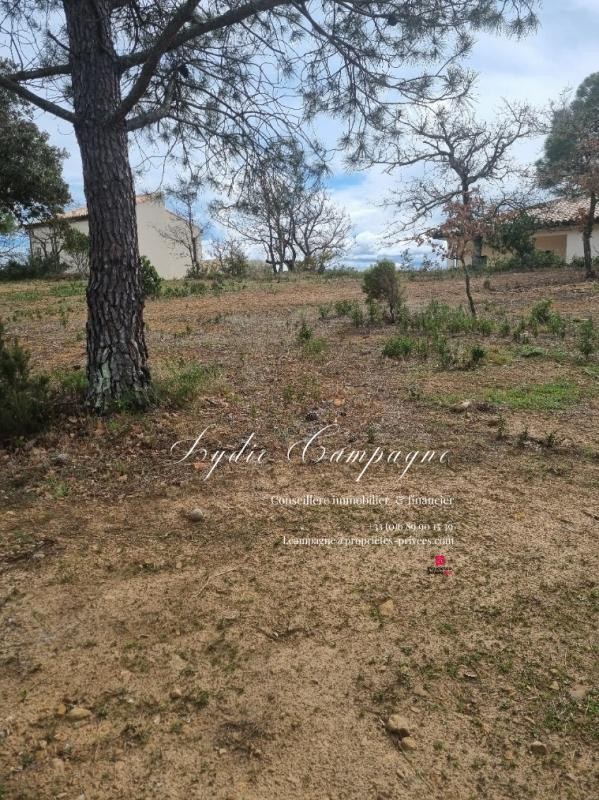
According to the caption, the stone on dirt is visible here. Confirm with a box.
[529,741,548,756]
[386,715,411,738]
[66,707,92,722]
[378,599,395,618]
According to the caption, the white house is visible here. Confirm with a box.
[530,197,599,262]
[437,196,599,267]
[26,192,202,279]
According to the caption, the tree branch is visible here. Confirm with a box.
[0,75,75,123]
[8,63,72,81]
[116,0,290,74]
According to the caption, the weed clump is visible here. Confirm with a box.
[0,321,50,441]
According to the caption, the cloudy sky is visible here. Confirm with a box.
[37,0,599,268]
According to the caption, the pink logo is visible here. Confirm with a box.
[435,555,446,567]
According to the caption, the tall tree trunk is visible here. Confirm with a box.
[461,181,478,313]
[582,193,597,281]
[64,0,150,413]
[461,258,477,317]
[191,233,200,274]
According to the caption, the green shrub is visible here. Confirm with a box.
[467,344,487,368]
[366,299,384,326]
[488,250,565,272]
[297,318,313,342]
[414,338,430,359]
[140,256,162,298]
[499,319,511,337]
[350,305,366,328]
[0,321,50,441]
[409,300,493,336]
[0,254,68,281]
[318,303,333,320]
[433,335,458,369]
[222,246,249,279]
[210,274,225,294]
[362,259,403,321]
[578,318,597,360]
[486,211,539,262]
[334,299,355,317]
[302,337,328,357]
[530,299,553,324]
[547,312,566,339]
[382,335,416,359]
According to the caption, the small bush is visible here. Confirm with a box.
[318,303,333,320]
[488,251,565,272]
[302,337,328,357]
[499,319,511,337]
[530,299,553,324]
[578,318,597,360]
[547,312,566,339]
[350,305,366,328]
[140,256,162,299]
[467,344,487,368]
[409,300,493,336]
[382,335,416,359]
[433,335,458,369]
[297,318,313,342]
[0,321,50,441]
[362,259,403,322]
[366,299,384,326]
[222,246,249,279]
[334,299,355,317]
[0,254,68,281]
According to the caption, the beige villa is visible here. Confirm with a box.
[529,197,599,262]
[26,192,202,279]
[441,197,599,267]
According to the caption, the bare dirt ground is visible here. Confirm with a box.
[0,268,598,800]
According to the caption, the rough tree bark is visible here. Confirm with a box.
[460,184,478,316]
[64,0,150,412]
[461,260,477,317]
[582,192,597,281]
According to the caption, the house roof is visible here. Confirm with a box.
[25,192,164,229]
[532,197,599,228]
[431,195,598,241]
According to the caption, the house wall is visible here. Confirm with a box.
[136,198,201,279]
[565,228,599,261]
[533,231,568,260]
[29,196,201,279]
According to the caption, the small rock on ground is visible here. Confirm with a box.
[66,707,92,722]
[529,741,548,756]
[378,599,395,618]
[386,715,411,738]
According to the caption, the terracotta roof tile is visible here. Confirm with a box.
[534,197,598,227]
